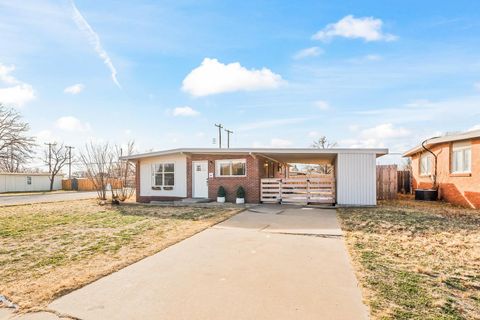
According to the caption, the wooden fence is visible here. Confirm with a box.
[397,170,412,194]
[62,178,123,191]
[376,165,398,200]
[261,176,335,205]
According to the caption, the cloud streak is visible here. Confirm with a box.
[70,0,120,88]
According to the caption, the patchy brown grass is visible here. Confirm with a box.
[339,197,480,320]
[0,200,241,312]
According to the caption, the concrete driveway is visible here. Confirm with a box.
[0,191,98,206]
[10,205,368,320]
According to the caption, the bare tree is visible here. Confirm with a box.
[43,143,69,191]
[0,104,36,172]
[311,136,337,174]
[311,136,337,149]
[111,141,136,201]
[79,142,114,201]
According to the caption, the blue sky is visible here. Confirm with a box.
[1,0,480,167]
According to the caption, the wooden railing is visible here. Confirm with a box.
[261,176,335,205]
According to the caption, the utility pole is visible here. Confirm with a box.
[224,128,233,148]
[65,146,75,179]
[44,142,57,173]
[214,124,223,148]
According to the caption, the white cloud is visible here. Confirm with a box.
[182,58,284,97]
[313,15,397,42]
[0,63,35,107]
[293,47,323,60]
[308,131,319,138]
[36,129,55,143]
[56,116,91,132]
[71,1,120,88]
[0,84,35,107]
[0,64,19,85]
[64,83,85,94]
[468,124,480,131]
[172,106,200,117]
[340,123,410,148]
[314,100,330,110]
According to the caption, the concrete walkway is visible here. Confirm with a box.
[6,205,368,320]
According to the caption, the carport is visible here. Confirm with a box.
[251,148,388,206]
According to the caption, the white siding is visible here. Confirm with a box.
[139,154,187,198]
[0,174,63,193]
[336,153,377,206]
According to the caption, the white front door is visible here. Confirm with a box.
[192,161,209,198]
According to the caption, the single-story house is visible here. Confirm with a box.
[123,148,388,206]
[0,172,63,193]
[403,129,480,208]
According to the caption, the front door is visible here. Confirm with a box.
[193,161,209,198]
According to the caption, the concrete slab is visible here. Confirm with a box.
[9,312,59,320]
[219,206,342,236]
[0,309,14,320]
[47,206,368,320]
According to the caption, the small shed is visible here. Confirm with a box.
[0,173,63,193]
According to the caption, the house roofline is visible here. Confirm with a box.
[403,129,480,157]
[121,147,389,160]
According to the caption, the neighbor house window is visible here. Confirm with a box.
[451,142,471,174]
[152,163,174,190]
[420,153,432,176]
[26,176,32,185]
[216,159,246,177]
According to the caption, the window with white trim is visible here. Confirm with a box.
[152,163,174,190]
[420,153,432,176]
[216,159,246,177]
[451,142,471,173]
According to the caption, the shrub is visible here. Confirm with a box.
[217,186,226,197]
[236,186,245,198]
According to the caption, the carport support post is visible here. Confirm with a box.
[279,179,283,204]
[306,179,310,203]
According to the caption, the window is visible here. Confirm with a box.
[152,163,175,190]
[216,159,246,177]
[420,153,431,176]
[26,176,32,185]
[452,142,471,174]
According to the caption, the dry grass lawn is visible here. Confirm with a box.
[339,196,480,320]
[0,200,241,312]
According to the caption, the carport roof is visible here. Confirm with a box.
[121,148,388,164]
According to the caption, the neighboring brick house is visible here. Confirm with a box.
[403,130,480,208]
[122,147,388,206]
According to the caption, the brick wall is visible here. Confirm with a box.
[136,154,286,204]
[410,138,480,208]
[188,154,264,203]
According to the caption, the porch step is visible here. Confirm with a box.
[177,198,213,204]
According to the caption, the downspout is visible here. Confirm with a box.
[421,137,440,189]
